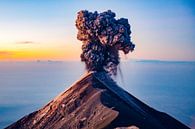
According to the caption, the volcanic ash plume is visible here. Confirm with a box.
[76,10,135,75]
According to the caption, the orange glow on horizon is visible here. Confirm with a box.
[0,43,82,61]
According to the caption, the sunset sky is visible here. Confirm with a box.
[0,0,195,61]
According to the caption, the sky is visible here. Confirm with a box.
[0,0,195,61]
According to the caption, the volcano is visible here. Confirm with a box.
[6,72,189,129]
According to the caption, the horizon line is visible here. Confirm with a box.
[0,59,195,63]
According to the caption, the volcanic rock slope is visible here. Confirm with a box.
[6,72,190,129]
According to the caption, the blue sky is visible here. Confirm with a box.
[0,0,195,61]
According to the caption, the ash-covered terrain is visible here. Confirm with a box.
[6,72,189,129]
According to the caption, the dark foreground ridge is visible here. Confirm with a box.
[6,72,190,129]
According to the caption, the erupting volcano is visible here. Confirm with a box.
[6,10,189,129]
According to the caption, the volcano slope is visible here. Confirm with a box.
[6,72,189,129]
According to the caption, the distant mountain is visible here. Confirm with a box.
[135,59,195,64]
[6,72,190,129]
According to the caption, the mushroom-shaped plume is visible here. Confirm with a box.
[76,10,135,75]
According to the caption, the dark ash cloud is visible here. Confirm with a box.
[75,10,135,75]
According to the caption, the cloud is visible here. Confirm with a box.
[0,51,15,60]
[16,41,36,44]
[76,10,135,75]
[0,51,13,56]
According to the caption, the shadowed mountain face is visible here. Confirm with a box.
[6,72,189,129]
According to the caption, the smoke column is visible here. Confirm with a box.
[76,10,135,75]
